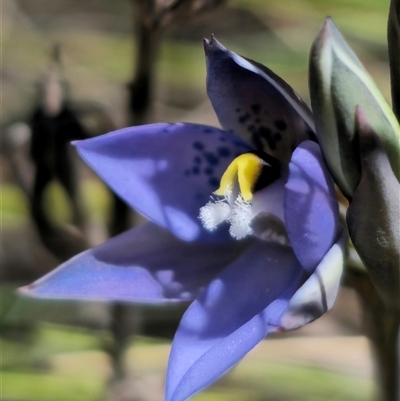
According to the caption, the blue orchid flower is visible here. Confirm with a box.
[20,37,344,401]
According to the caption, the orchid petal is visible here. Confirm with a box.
[166,242,302,401]
[19,223,252,303]
[281,231,345,330]
[347,111,400,308]
[205,36,315,164]
[284,140,339,272]
[75,123,252,242]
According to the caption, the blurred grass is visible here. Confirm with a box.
[1,324,373,401]
[1,179,112,226]
[45,178,112,224]
[2,324,102,369]
[1,183,29,224]
[225,361,371,401]
[2,371,102,401]
[160,41,207,92]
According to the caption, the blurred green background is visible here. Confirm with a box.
[2,0,391,400]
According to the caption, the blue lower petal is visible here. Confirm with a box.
[281,231,345,330]
[19,223,253,303]
[284,141,339,272]
[75,123,252,242]
[166,241,303,401]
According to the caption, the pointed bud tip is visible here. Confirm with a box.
[318,17,337,42]
[311,17,336,56]
[323,16,334,27]
[203,34,225,55]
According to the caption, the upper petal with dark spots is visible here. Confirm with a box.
[205,36,315,164]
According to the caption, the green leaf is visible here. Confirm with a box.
[309,18,400,198]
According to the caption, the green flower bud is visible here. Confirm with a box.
[347,107,400,308]
[309,18,400,198]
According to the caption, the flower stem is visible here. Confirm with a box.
[344,268,400,400]
[108,303,140,382]
[365,300,400,401]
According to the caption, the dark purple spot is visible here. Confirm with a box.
[238,113,251,124]
[204,152,219,166]
[203,128,213,134]
[192,166,200,175]
[193,141,204,151]
[251,104,261,114]
[194,156,202,164]
[235,108,241,113]
[184,169,191,176]
[195,193,204,200]
[217,147,231,158]
[251,132,264,151]
[208,177,220,187]
[274,119,287,131]
[162,123,174,133]
[204,167,214,176]
[260,126,271,134]
[219,136,227,141]
[255,126,278,150]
